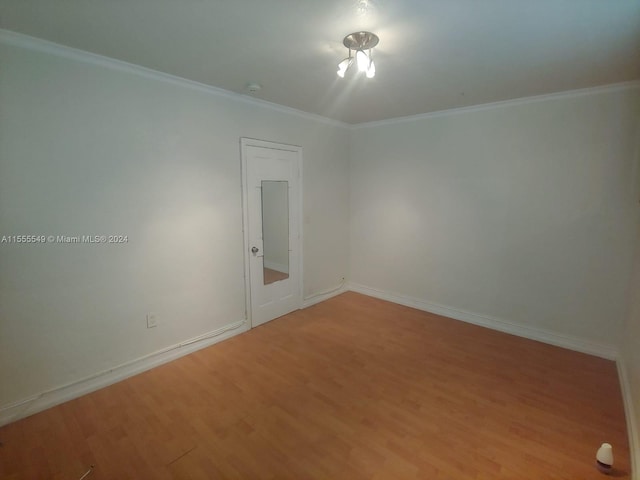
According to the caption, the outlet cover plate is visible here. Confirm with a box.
[146,313,157,328]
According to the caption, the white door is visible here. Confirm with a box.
[241,138,301,328]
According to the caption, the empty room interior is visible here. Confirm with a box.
[1,1,640,479]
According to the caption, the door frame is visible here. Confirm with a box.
[240,137,303,328]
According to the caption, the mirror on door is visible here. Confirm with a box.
[261,180,289,285]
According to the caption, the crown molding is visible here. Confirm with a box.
[1,29,638,131]
[352,81,640,130]
[0,28,349,129]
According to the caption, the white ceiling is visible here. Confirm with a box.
[1,0,639,124]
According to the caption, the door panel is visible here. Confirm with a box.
[242,140,301,327]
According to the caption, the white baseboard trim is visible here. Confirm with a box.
[348,282,618,360]
[303,282,348,308]
[617,358,640,480]
[347,283,633,477]
[0,319,248,427]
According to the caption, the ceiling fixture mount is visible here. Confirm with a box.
[245,82,262,94]
[337,31,378,79]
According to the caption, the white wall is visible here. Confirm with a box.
[620,121,640,478]
[0,34,350,416]
[350,87,640,350]
[2,29,639,437]
[622,223,640,478]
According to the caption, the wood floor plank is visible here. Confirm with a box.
[0,292,631,479]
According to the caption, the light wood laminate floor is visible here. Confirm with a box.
[0,292,631,479]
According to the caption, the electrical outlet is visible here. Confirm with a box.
[146,313,157,328]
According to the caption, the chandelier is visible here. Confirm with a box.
[337,31,379,79]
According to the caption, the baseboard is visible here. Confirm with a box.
[303,282,348,308]
[0,319,248,427]
[617,358,640,480]
[348,282,618,360]
[350,282,633,475]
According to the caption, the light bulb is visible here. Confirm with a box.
[366,59,376,78]
[356,50,369,72]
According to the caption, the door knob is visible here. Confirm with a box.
[251,246,259,254]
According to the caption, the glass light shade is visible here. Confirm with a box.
[337,57,352,78]
[356,50,369,72]
[366,59,376,78]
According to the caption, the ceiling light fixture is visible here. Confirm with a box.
[337,31,378,79]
